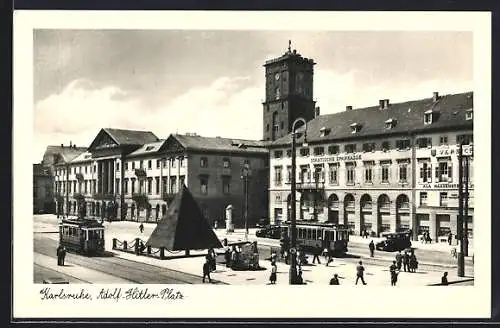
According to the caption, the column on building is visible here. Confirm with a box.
[354,195,362,236]
[429,212,437,242]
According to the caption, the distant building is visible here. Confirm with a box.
[33,164,53,213]
[268,91,474,242]
[53,129,269,227]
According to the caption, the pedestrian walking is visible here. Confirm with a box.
[312,246,322,264]
[355,261,367,285]
[56,244,64,266]
[330,273,340,285]
[297,269,304,285]
[60,246,67,266]
[409,252,418,273]
[447,232,453,245]
[139,223,144,233]
[369,240,375,257]
[403,251,410,272]
[208,248,217,272]
[325,249,334,267]
[202,256,212,283]
[441,272,449,286]
[269,261,277,284]
[390,260,399,286]
[224,247,231,268]
[395,251,403,271]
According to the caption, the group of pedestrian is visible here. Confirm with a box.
[224,245,241,270]
[421,231,432,244]
[394,250,418,273]
[56,244,67,266]
[361,230,371,239]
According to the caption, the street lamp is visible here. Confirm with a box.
[289,117,308,285]
[241,163,251,240]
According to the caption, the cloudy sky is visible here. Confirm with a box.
[33,30,472,162]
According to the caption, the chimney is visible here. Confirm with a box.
[346,105,353,111]
[385,99,390,108]
[379,99,389,110]
[433,92,440,102]
[314,106,320,117]
[69,141,72,147]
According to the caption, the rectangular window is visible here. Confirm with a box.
[115,179,120,194]
[417,137,432,148]
[346,163,355,185]
[313,147,325,156]
[313,165,324,182]
[125,162,128,170]
[286,166,292,183]
[396,139,411,150]
[85,166,88,174]
[381,164,390,183]
[179,157,185,167]
[299,166,310,182]
[162,177,167,194]
[147,160,152,169]
[286,149,292,157]
[200,176,208,195]
[163,159,167,168]
[328,163,338,185]
[465,110,473,121]
[116,162,120,171]
[124,179,129,194]
[436,161,452,182]
[131,178,136,194]
[179,175,185,188]
[364,164,373,183]
[327,145,339,155]
[222,176,231,194]
[132,162,135,170]
[139,180,144,194]
[155,177,160,194]
[170,176,177,193]
[456,134,473,145]
[170,158,176,168]
[440,192,448,207]
[419,162,432,183]
[345,144,356,153]
[362,143,376,152]
[419,192,428,206]
[274,150,283,159]
[439,136,448,145]
[223,158,231,168]
[156,160,160,169]
[84,181,88,194]
[200,157,208,168]
[274,166,282,186]
[140,160,144,169]
[424,113,433,124]
[399,163,408,183]
[299,148,310,157]
[382,141,390,151]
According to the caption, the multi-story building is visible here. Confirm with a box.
[268,91,474,242]
[33,164,53,213]
[53,129,269,227]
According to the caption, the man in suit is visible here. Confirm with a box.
[330,274,340,285]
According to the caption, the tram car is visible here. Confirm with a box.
[281,221,350,255]
[59,218,105,255]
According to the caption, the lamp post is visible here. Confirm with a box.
[289,117,308,285]
[241,163,250,239]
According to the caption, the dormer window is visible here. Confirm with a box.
[424,110,434,125]
[385,118,396,129]
[320,127,331,137]
[465,109,473,121]
[350,122,361,133]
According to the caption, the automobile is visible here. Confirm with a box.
[43,277,70,284]
[256,218,270,228]
[255,225,282,239]
[375,232,412,252]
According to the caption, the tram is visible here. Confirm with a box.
[59,218,105,255]
[281,221,350,255]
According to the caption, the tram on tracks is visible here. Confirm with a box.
[281,221,350,255]
[59,218,105,255]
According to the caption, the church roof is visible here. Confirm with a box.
[146,185,223,251]
[172,134,268,155]
[270,91,473,147]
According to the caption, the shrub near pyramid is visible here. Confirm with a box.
[146,185,223,251]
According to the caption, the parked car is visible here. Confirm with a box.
[256,218,270,228]
[375,232,412,252]
[255,225,282,239]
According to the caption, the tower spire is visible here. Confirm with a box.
[288,40,292,53]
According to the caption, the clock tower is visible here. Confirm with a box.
[262,41,316,141]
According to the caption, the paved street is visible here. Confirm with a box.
[34,214,474,286]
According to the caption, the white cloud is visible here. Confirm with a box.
[32,71,473,163]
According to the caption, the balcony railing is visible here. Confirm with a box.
[291,179,325,191]
[93,193,116,200]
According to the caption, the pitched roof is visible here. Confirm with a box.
[102,128,159,146]
[70,151,93,163]
[172,134,268,155]
[270,91,473,147]
[127,140,166,157]
[146,185,223,250]
[42,145,88,164]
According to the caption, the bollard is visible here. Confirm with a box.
[147,245,151,255]
[135,238,140,255]
[112,238,117,249]
[160,247,165,260]
[123,240,127,251]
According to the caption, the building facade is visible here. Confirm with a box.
[53,129,269,228]
[33,164,54,214]
[268,91,474,242]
